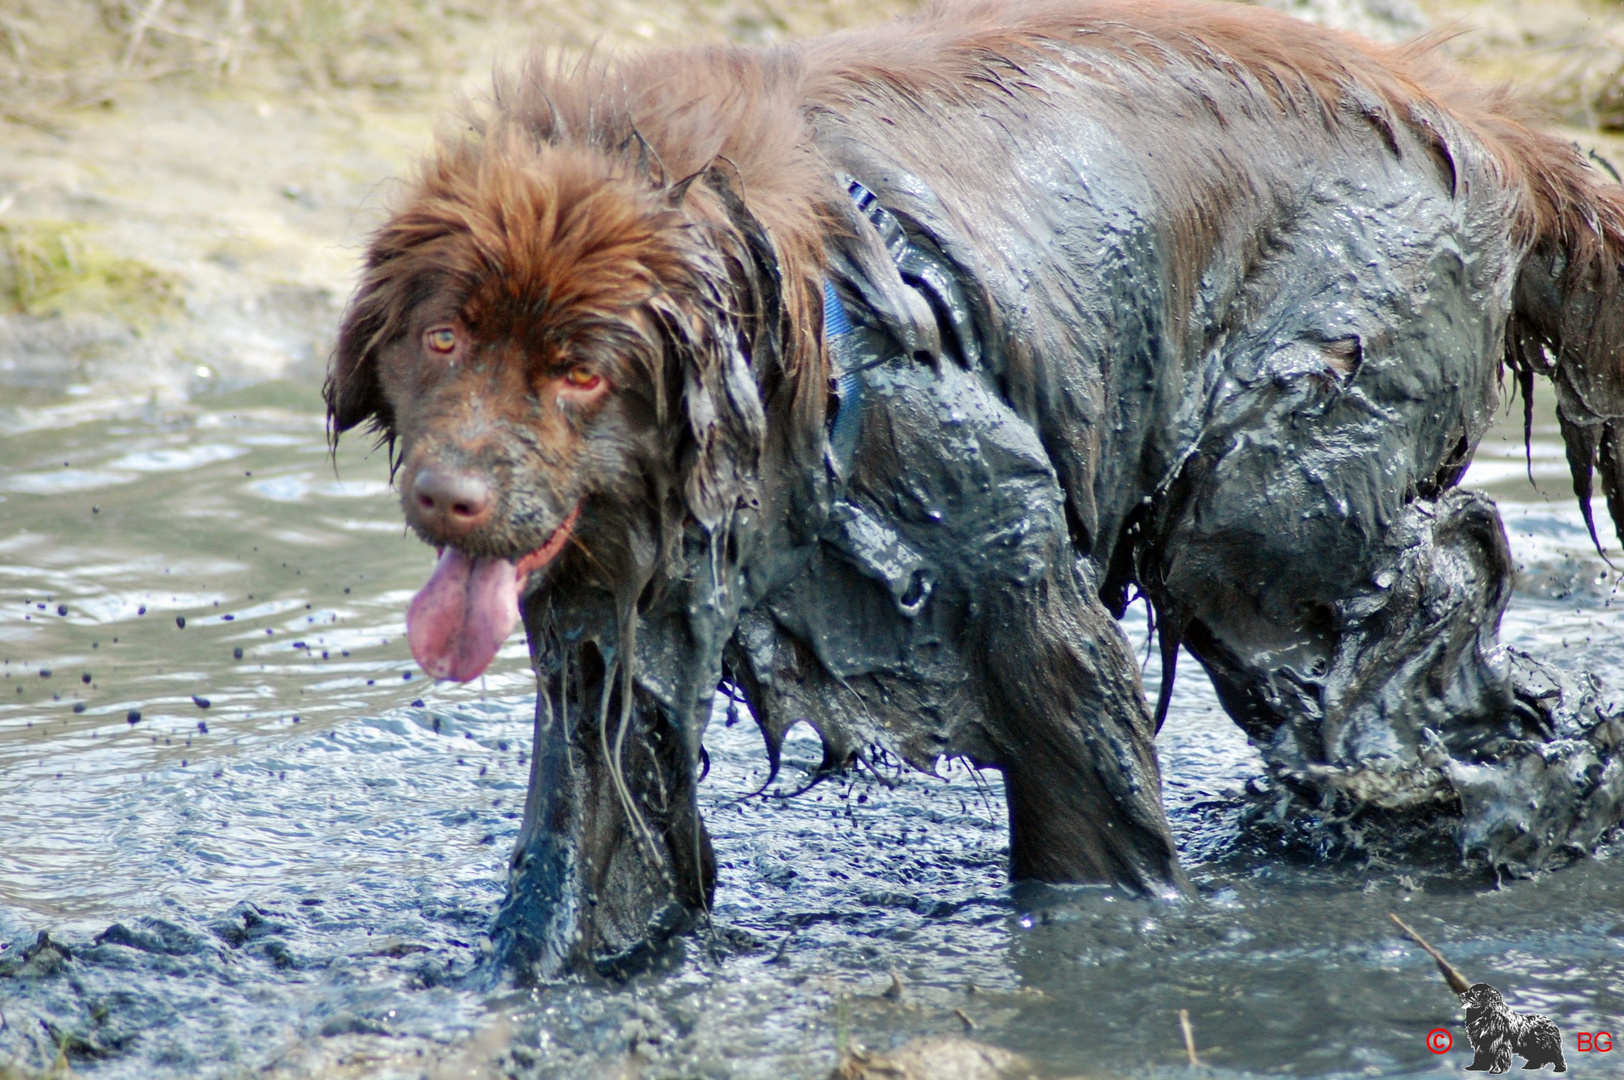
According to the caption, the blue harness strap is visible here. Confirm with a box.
[823,280,864,478]
[821,175,978,482]
[823,278,853,337]
[818,183,961,620]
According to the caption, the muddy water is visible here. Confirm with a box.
[0,370,1621,1079]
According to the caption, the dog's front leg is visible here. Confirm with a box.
[489,660,587,981]
[979,563,1192,897]
[490,614,714,981]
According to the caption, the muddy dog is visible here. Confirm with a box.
[328,0,1624,976]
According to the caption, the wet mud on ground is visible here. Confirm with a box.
[2,2,1624,1077]
[0,390,1619,1079]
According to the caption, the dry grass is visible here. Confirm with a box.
[0,1,1619,134]
[0,0,922,121]
[1421,0,1624,130]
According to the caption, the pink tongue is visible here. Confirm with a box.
[407,549,520,682]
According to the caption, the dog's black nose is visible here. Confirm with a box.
[410,467,492,539]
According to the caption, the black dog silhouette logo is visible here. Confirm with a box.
[1461,982,1567,1073]
[1391,915,1568,1074]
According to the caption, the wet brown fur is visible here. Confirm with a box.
[331,0,1624,554]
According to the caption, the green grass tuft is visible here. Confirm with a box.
[0,220,181,323]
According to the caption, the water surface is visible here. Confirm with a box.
[1,383,1620,1078]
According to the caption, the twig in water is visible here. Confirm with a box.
[1179,1008,1200,1067]
[1389,913,1472,996]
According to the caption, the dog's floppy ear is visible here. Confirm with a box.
[325,276,396,440]
[678,324,766,530]
[669,163,777,531]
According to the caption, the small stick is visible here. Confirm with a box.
[1179,1008,1200,1067]
[121,0,167,71]
[1389,913,1472,996]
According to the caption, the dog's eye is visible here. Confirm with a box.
[425,327,457,354]
[563,366,602,391]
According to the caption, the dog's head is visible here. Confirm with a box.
[1461,983,1506,1009]
[327,116,792,681]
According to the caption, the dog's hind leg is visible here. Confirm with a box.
[1517,1015,1567,1071]
[1166,485,1519,806]
[1142,330,1624,868]
[1121,126,1624,867]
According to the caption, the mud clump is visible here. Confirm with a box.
[833,1037,1034,1080]
[0,931,71,979]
